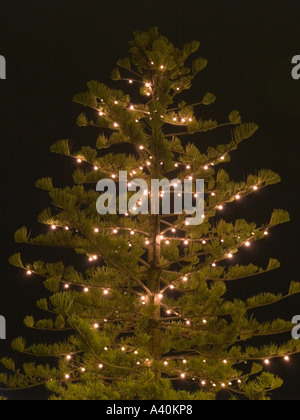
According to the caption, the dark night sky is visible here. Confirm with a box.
[0,0,299,400]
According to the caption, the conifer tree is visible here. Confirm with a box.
[1,27,300,400]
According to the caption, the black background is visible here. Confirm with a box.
[0,0,299,400]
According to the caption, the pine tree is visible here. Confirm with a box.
[1,27,300,401]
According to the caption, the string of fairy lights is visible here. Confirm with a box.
[20,75,294,393]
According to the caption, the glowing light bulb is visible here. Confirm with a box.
[130,105,134,110]
[167,310,171,315]
[113,229,118,234]
[99,364,103,369]
[183,276,188,282]
[221,383,226,388]
[129,79,133,84]
[245,241,251,247]
[113,122,119,128]
[145,240,150,245]
[66,355,72,361]
[139,145,144,150]
[221,156,225,160]
[103,289,109,295]
[130,231,135,236]
[158,294,163,299]
[202,319,207,324]
[64,284,69,289]
[212,263,216,267]
[170,285,174,290]
[165,240,170,245]
[93,323,99,329]
[94,228,99,233]
[218,205,223,210]
[65,374,70,380]
[164,361,169,366]
[183,359,187,364]
[211,192,216,196]
[284,356,290,362]
[26,270,32,276]
[184,240,189,245]
[180,373,186,379]
[121,347,126,352]
[185,221,190,226]
[253,185,258,190]
[264,359,270,365]
[77,158,82,163]
[160,65,164,69]
[175,163,179,167]
[188,118,193,122]
[114,100,118,104]
[204,165,209,170]
[235,194,241,200]
[186,320,191,326]
[181,118,186,123]
[51,225,57,230]
[264,231,269,236]
[202,240,206,245]
[94,166,99,171]
[171,228,176,233]
[134,351,138,355]
[84,287,89,293]
[186,165,191,169]
[201,381,206,386]
[223,360,228,364]
[81,368,86,372]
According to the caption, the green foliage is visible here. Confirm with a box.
[50,139,71,156]
[35,178,53,191]
[229,110,242,124]
[14,227,29,243]
[2,27,295,401]
[9,253,24,269]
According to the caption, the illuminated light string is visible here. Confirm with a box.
[34,179,275,372]
[63,345,292,384]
